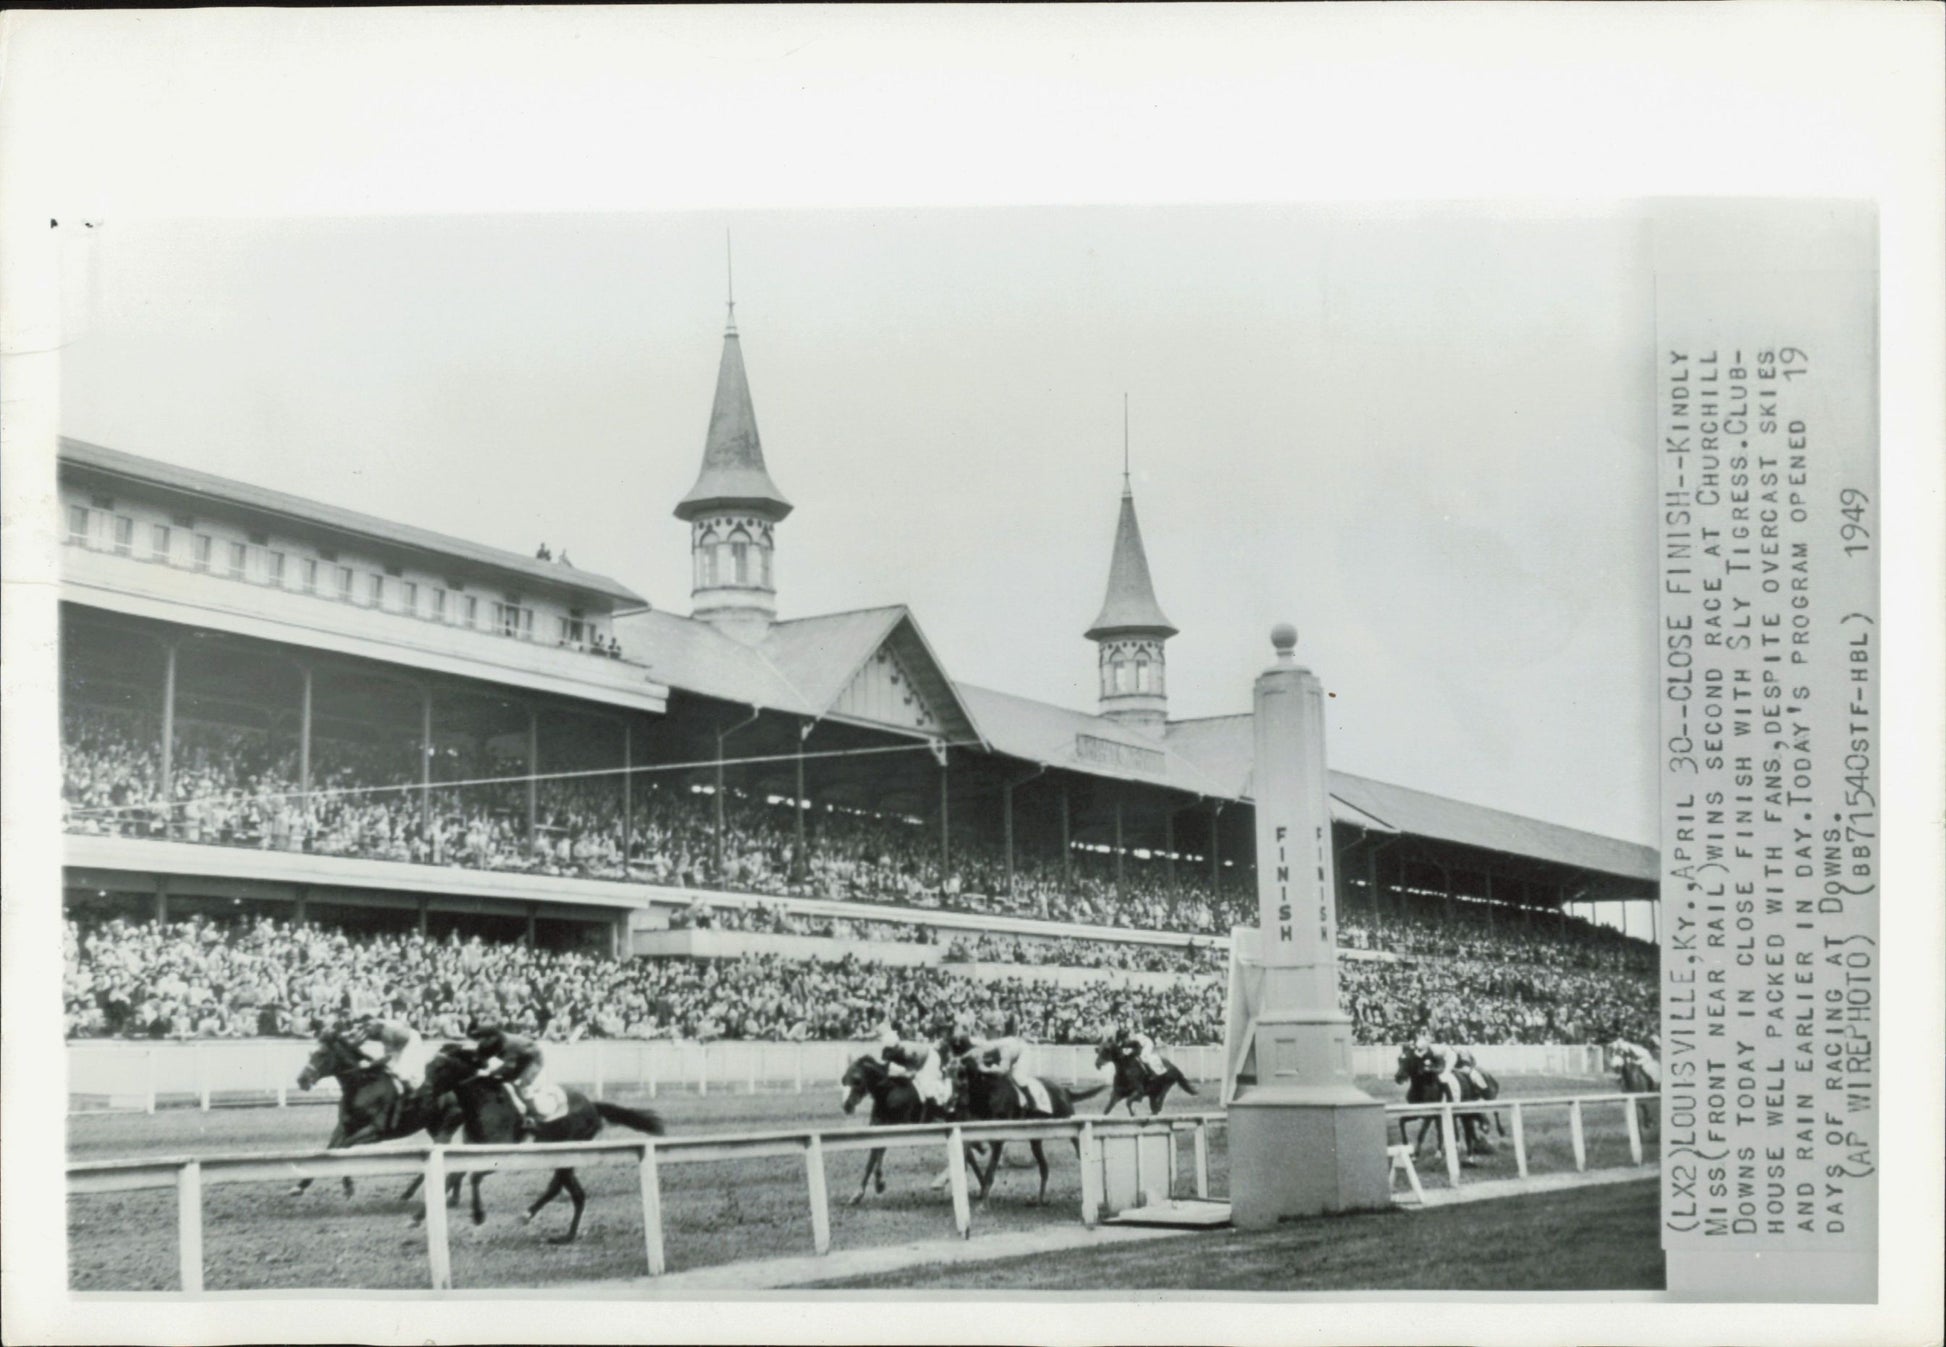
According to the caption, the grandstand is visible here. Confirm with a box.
[58,302,1658,1052]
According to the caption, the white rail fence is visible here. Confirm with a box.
[69,1112,1225,1293]
[1385,1092,1659,1188]
[70,1039,1614,1113]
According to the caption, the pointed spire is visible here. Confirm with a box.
[674,286,792,523]
[1085,417,1176,641]
[724,229,737,334]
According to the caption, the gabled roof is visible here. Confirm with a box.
[612,604,983,743]
[59,437,646,608]
[1085,488,1176,639]
[1165,713,1657,882]
[674,321,792,521]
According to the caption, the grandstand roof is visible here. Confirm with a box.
[1085,487,1177,640]
[673,319,792,522]
[1165,713,1658,882]
[59,437,647,609]
[614,604,983,743]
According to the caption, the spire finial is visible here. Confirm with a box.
[1122,393,1131,496]
[725,229,736,334]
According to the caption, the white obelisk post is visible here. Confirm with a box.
[1228,624,1390,1227]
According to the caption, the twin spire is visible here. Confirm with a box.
[671,248,1176,718]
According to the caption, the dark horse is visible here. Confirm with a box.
[946,1057,1105,1205]
[1093,1040,1198,1116]
[420,1043,664,1243]
[1615,1056,1659,1136]
[291,1032,465,1204]
[1393,1044,1502,1163]
[838,1054,962,1205]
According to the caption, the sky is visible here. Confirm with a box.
[57,203,1660,846]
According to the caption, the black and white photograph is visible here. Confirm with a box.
[2,7,1939,1345]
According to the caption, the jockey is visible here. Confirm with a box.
[1610,1038,1661,1087]
[472,1025,549,1129]
[1415,1036,1464,1104]
[351,1013,417,1132]
[878,1022,951,1110]
[1451,1047,1491,1096]
[974,1014,1048,1114]
[1115,1024,1165,1079]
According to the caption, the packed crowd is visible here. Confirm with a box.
[61,703,1260,934]
[63,912,1654,1048]
[62,916,1224,1046]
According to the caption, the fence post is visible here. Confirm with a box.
[1510,1101,1528,1179]
[794,1042,804,1094]
[424,1148,452,1291]
[1569,1099,1587,1172]
[946,1127,971,1238]
[697,1042,707,1097]
[1193,1121,1210,1199]
[593,1040,605,1101]
[1439,1103,1461,1186]
[1079,1121,1100,1227]
[639,1142,666,1276]
[805,1135,831,1255]
[1624,1097,1644,1166]
[176,1160,204,1294]
[747,1045,758,1095]
[146,1047,158,1114]
[647,1045,658,1100]
[272,1042,287,1108]
[197,1042,211,1112]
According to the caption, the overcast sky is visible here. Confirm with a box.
[59,203,1659,845]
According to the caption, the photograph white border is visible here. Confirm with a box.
[4,5,1940,1343]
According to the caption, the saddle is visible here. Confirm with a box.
[1015,1076,1053,1115]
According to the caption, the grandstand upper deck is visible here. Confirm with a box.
[59,438,669,716]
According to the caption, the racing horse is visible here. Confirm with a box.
[945,1055,1105,1205]
[1614,1050,1659,1137]
[838,1052,965,1205]
[1394,1043,1502,1163]
[1094,1039,1199,1116]
[420,1042,665,1242]
[290,1030,466,1204]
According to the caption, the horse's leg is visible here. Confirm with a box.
[1029,1141,1049,1206]
[523,1171,567,1225]
[469,1172,487,1226]
[976,1141,1003,1201]
[851,1147,883,1205]
[399,1174,424,1203]
[1102,1091,1118,1116]
[548,1171,586,1244]
[294,1120,348,1196]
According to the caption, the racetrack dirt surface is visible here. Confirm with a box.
[68,1072,1651,1291]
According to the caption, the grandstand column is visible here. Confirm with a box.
[937,748,950,873]
[1163,811,1175,885]
[525,903,537,947]
[159,637,177,837]
[1113,798,1125,895]
[153,876,169,924]
[297,663,313,825]
[795,720,809,867]
[419,688,433,831]
[1228,626,1388,1227]
[526,706,539,859]
[1059,781,1072,886]
[1208,800,1222,894]
[622,722,633,872]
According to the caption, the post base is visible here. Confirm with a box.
[1227,1090,1392,1229]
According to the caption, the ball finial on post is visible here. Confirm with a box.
[1271,623,1298,664]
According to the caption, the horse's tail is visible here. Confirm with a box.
[1175,1073,1199,1095]
[594,1100,666,1136]
[1069,1083,1108,1102]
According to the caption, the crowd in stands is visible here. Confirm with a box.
[63,917,1225,1046]
[63,911,1655,1048]
[61,702,1657,1047]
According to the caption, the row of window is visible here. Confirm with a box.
[64,505,593,647]
[1105,656,1163,695]
[693,538,773,591]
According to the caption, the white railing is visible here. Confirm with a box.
[69,1039,1613,1113]
[69,1112,1225,1292]
[1384,1092,1657,1188]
